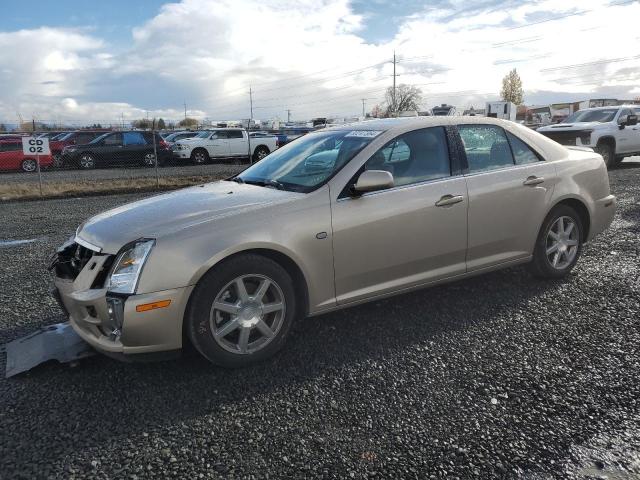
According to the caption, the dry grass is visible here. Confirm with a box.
[0,175,227,201]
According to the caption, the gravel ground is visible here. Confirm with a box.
[0,159,639,479]
[0,162,245,185]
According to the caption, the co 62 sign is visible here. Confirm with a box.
[22,136,51,156]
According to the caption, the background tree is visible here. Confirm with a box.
[157,118,166,130]
[131,118,153,129]
[370,104,384,118]
[384,84,422,116]
[178,117,198,128]
[501,69,524,105]
[0,123,6,132]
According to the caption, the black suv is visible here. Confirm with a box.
[60,131,172,169]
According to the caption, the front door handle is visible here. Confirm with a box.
[435,194,464,207]
[523,176,544,186]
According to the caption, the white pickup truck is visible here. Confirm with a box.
[172,128,278,164]
[538,105,640,167]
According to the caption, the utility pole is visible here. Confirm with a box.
[287,109,291,123]
[249,87,254,126]
[183,100,187,120]
[392,50,397,117]
[361,98,366,117]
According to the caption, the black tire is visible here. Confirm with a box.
[78,153,96,169]
[528,204,583,279]
[191,148,210,165]
[253,146,270,162]
[21,158,37,172]
[52,153,64,168]
[595,142,615,168]
[186,254,297,368]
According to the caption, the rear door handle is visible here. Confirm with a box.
[523,176,544,186]
[435,194,464,207]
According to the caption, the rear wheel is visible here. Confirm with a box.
[79,153,96,169]
[186,254,297,368]
[21,159,37,172]
[529,205,583,278]
[142,152,156,167]
[191,148,209,165]
[253,146,270,162]
[595,142,615,168]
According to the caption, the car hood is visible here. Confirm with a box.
[538,121,607,131]
[76,181,301,253]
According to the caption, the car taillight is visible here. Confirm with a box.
[159,140,169,150]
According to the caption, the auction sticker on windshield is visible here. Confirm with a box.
[344,130,383,138]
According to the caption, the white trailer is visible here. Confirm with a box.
[485,101,517,121]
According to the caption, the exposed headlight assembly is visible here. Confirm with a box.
[106,239,155,294]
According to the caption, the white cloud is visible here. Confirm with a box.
[0,0,638,125]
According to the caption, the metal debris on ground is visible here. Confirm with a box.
[3,322,95,378]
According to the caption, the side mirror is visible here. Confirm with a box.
[352,170,394,195]
[627,114,638,126]
[618,115,628,128]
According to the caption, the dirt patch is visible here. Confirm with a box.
[0,175,228,201]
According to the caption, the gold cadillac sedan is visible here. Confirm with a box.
[51,117,616,367]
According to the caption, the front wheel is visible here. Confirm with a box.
[186,254,297,368]
[529,205,583,278]
[52,153,64,168]
[191,149,209,165]
[595,142,615,168]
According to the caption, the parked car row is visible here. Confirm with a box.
[0,138,53,172]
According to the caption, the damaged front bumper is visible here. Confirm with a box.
[51,239,193,357]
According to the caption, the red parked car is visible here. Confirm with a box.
[0,139,53,172]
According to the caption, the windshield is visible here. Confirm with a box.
[195,131,211,138]
[236,129,381,193]
[563,109,618,123]
[53,132,73,141]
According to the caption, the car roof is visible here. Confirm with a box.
[324,115,520,133]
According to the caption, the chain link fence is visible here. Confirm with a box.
[0,121,293,200]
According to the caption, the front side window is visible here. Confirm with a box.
[506,131,540,165]
[237,129,380,193]
[227,130,243,139]
[364,127,451,187]
[458,125,514,173]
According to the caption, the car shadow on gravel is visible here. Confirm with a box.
[0,265,563,463]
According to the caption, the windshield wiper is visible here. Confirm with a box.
[230,176,244,184]
[244,179,285,190]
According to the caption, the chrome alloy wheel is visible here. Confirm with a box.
[143,153,156,166]
[79,154,95,169]
[209,274,286,355]
[21,159,37,172]
[545,216,579,269]
[193,150,207,164]
[256,149,268,160]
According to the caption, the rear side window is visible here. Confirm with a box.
[103,133,123,146]
[458,125,514,173]
[123,132,147,146]
[364,127,451,187]
[0,141,21,152]
[505,131,540,165]
[227,130,244,139]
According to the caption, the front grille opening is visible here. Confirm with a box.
[51,242,113,285]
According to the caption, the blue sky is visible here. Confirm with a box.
[0,0,638,124]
